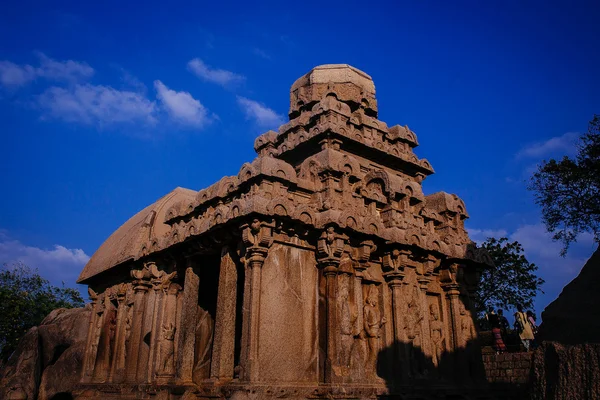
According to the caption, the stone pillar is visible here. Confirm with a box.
[81,289,100,383]
[239,219,273,382]
[156,282,181,382]
[109,284,129,382]
[316,226,347,384]
[211,246,239,380]
[126,264,152,383]
[176,260,200,383]
[382,249,407,382]
[92,296,116,383]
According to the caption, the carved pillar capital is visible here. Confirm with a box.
[382,249,412,284]
[355,240,376,274]
[241,218,274,267]
[317,225,347,266]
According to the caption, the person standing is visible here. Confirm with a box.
[514,305,535,351]
[497,309,510,334]
[488,309,506,354]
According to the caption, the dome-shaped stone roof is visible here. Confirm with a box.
[77,187,196,283]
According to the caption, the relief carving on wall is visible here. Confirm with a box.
[363,285,386,378]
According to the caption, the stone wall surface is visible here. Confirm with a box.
[482,352,532,387]
[257,243,319,382]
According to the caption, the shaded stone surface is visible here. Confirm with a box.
[530,341,600,400]
[528,248,600,400]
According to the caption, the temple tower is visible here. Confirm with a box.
[75,64,492,399]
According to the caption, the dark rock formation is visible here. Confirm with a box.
[538,246,600,344]
[0,306,90,400]
[530,247,600,399]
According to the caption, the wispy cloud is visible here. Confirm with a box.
[466,228,509,244]
[516,132,579,160]
[252,48,272,60]
[37,83,157,126]
[0,232,90,287]
[154,80,212,127]
[0,52,93,88]
[34,52,94,82]
[0,61,37,87]
[237,96,285,128]
[187,58,245,87]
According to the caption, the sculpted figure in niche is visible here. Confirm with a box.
[459,302,474,347]
[193,306,214,382]
[324,226,336,257]
[404,294,424,378]
[429,304,444,366]
[158,323,176,375]
[118,306,133,370]
[336,275,354,376]
[363,285,386,377]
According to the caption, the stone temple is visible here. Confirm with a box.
[2,65,494,400]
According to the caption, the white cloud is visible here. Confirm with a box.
[237,96,285,128]
[187,58,245,87]
[0,234,90,287]
[154,80,212,127]
[516,132,579,159]
[0,53,94,88]
[510,223,594,265]
[37,83,157,126]
[466,228,508,244]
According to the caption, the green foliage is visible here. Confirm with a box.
[474,237,544,320]
[0,262,84,362]
[529,114,600,255]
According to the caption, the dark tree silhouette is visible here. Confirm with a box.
[0,262,84,362]
[529,114,600,255]
[474,237,544,321]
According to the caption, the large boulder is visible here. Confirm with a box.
[538,246,600,344]
[529,247,600,399]
[0,306,90,400]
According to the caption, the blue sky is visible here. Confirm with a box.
[1,0,599,318]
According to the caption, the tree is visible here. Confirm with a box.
[529,114,600,255]
[474,237,544,322]
[0,262,84,363]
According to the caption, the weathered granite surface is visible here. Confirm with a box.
[0,306,90,400]
[530,341,600,400]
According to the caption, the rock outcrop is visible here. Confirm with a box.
[538,246,600,344]
[0,306,90,400]
[530,247,600,399]
[530,341,600,400]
